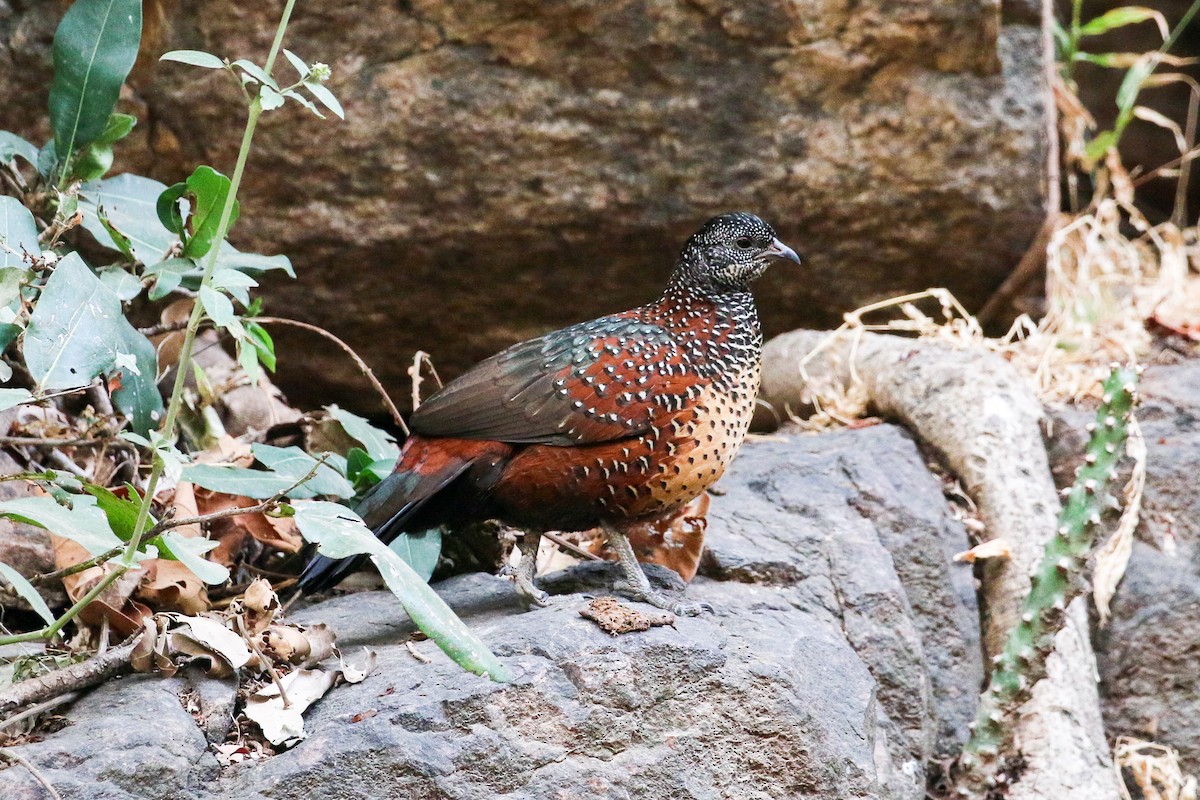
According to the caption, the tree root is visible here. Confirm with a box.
[760,329,1121,800]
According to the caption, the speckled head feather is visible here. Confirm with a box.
[671,212,800,293]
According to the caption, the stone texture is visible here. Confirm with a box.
[0,423,981,800]
[0,1,1050,411]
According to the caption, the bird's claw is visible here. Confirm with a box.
[612,580,710,616]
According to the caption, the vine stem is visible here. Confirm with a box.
[0,0,300,648]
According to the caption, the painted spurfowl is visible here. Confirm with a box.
[299,212,800,614]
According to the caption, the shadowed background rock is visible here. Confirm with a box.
[0,0,1051,412]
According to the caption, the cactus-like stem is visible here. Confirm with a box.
[954,366,1138,795]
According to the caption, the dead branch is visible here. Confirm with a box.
[0,639,136,717]
[761,328,1120,800]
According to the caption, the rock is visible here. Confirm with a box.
[1086,358,1200,773]
[701,426,983,765]
[0,422,981,799]
[0,673,218,800]
[0,1,1050,411]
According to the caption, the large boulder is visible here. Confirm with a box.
[0,1,1051,411]
[0,424,982,799]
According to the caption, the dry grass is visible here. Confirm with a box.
[1115,737,1198,800]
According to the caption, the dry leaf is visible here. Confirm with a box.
[53,534,150,638]
[953,538,1013,564]
[131,613,253,678]
[197,489,302,566]
[1095,417,1146,625]
[584,493,709,582]
[579,596,674,635]
[244,668,338,747]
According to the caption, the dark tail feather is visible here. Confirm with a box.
[296,436,505,595]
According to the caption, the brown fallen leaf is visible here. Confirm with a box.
[579,596,674,635]
[134,482,211,614]
[584,493,709,582]
[53,534,150,639]
[953,538,1013,564]
[197,488,302,567]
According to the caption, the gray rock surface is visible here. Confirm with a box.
[0,424,980,799]
[0,1,1050,411]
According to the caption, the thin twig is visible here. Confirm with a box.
[253,316,408,434]
[0,435,113,448]
[136,319,191,337]
[0,692,77,733]
[543,531,605,562]
[0,748,63,800]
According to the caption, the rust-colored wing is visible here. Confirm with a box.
[410,312,702,446]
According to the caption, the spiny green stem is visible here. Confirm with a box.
[954,366,1139,795]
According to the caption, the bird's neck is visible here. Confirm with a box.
[654,282,763,375]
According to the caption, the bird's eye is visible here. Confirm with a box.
[735,237,753,249]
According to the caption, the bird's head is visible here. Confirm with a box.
[674,212,801,293]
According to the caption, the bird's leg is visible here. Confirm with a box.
[505,529,549,608]
[603,526,710,617]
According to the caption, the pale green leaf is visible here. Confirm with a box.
[0,388,32,411]
[159,531,230,585]
[251,444,353,499]
[79,174,178,266]
[0,562,55,624]
[160,49,225,69]
[291,500,510,681]
[0,196,39,269]
[0,495,121,556]
[24,253,163,433]
[329,406,400,463]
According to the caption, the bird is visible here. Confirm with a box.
[298,212,800,614]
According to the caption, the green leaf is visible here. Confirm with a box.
[160,49,226,69]
[244,320,275,372]
[214,245,295,278]
[1116,57,1156,117]
[303,81,344,120]
[82,483,152,541]
[329,406,400,463]
[259,85,285,111]
[0,132,39,167]
[1079,7,1166,38]
[281,49,308,79]
[389,528,442,581]
[80,174,178,266]
[291,500,510,681]
[69,142,114,182]
[99,266,142,301]
[251,444,353,499]
[0,388,33,411]
[199,285,243,337]
[179,463,296,499]
[145,256,198,301]
[24,253,163,434]
[158,531,229,585]
[211,268,257,306]
[231,59,279,90]
[37,140,58,182]
[48,0,142,170]
[156,181,187,236]
[96,206,136,262]
[0,561,55,624]
[181,166,240,259]
[282,89,323,118]
[0,495,122,557]
[70,114,132,183]
[0,196,39,269]
[94,112,137,145]
[1084,130,1118,164]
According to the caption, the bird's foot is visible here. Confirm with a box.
[502,529,550,609]
[611,580,711,616]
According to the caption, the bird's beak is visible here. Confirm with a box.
[764,237,801,265]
